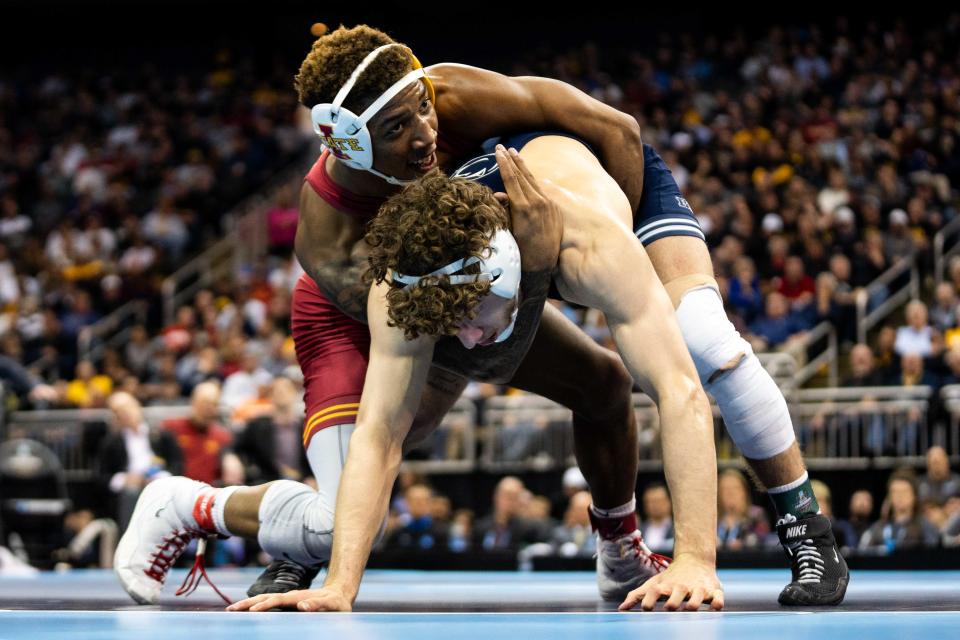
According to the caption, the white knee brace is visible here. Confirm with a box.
[675,287,795,460]
[257,423,387,566]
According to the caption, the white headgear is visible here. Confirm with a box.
[392,228,522,343]
[310,43,436,186]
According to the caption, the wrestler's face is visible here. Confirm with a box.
[368,80,438,181]
[456,293,519,350]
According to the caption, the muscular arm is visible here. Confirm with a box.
[430,63,644,212]
[294,183,371,322]
[322,281,436,603]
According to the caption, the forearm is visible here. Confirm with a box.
[322,427,403,602]
[658,385,718,564]
[595,117,645,213]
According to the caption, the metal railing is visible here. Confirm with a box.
[161,149,317,324]
[934,215,960,286]
[401,398,478,474]
[856,251,919,344]
[788,321,838,389]
[5,406,193,481]
[77,300,149,364]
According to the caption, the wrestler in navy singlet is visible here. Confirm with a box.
[451,132,705,247]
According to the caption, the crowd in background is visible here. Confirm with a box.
[2,16,960,569]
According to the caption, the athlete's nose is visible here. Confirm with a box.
[456,325,484,350]
[411,116,437,151]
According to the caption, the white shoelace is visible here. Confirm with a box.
[778,514,825,584]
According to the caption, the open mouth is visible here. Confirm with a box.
[411,151,437,172]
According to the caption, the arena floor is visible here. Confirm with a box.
[0,568,957,639]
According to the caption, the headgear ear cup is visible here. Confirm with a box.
[310,43,434,185]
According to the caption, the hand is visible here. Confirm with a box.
[493,144,563,273]
[226,587,353,613]
[619,555,724,612]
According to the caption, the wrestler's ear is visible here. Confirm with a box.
[493,191,509,207]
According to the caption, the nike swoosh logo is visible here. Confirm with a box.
[833,548,839,563]
[155,506,166,518]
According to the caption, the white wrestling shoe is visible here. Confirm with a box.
[591,511,671,601]
[114,476,220,605]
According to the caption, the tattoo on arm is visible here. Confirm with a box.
[304,258,370,324]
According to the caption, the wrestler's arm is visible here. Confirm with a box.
[320,281,435,605]
[294,182,371,322]
[429,63,644,211]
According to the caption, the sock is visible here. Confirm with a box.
[589,498,638,540]
[191,486,241,537]
[589,498,636,519]
[768,472,820,519]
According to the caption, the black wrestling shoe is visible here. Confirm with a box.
[776,513,849,606]
[246,559,323,597]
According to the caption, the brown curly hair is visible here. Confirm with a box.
[295,24,415,113]
[366,171,510,340]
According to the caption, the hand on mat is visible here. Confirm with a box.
[226,587,352,612]
[619,555,724,612]
[493,144,562,273]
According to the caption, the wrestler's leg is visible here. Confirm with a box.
[506,303,637,510]
[646,236,811,507]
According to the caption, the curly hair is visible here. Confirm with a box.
[295,24,415,112]
[366,171,510,340]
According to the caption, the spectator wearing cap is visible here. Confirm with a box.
[885,209,915,262]
[831,206,858,256]
[894,300,937,358]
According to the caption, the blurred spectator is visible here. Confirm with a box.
[889,353,938,388]
[859,470,940,551]
[894,301,936,358]
[848,489,875,543]
[810,479,857,549]
[161,382,242,487]
[931,283,959,333]
[776,256,816,309]
[266,187,299,255]
[717,469,769,550]
[384,484,449,551]
[221,346,272,416]
[235,377,309,484]
[448,509,475,553]
[142,197,189,262]
[52,510,117,570]
[474,477,552,551]
[918,446,960,505]
[746,292,810,353]
[96,392,182,533]
[843,344,884,387]
[551,490,595,556]
[64,360,113,408]
[562,466,589,499]
[640,483,674,553]
[727,256,764,323]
